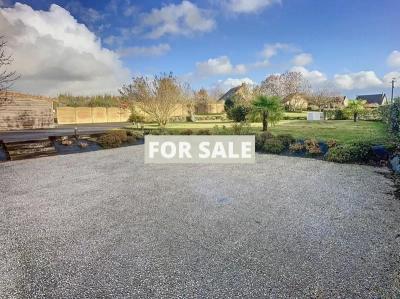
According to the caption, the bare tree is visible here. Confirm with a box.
[208,86,225,102]
[182,83,196,121]
[119,73,189,127]
[231,83,255,106]
[195,88,210,105]
[0,37,19,103]
[309,84,340,111]
[260,71,310,99]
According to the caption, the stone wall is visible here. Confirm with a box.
[0,92,54,130]
[195,103,225,114]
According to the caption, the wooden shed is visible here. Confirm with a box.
[0,91,54,130]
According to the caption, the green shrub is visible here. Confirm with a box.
[232,122,252,135]
[255,131,274,151]
[194,114,226,121]
[326,145,355,163]
[212,125,231,135]
[57,94,123,107]
[334,109,348,120]
[150,129,169,135]
[180,129,194,135]
[126,130,144,139]
[282,116,306,120]
[349,141,375,162]
[112,130,128,142]
[128,111,145,123]
[380,98,400,134]
[229,105,250,122]
[224,98,235,115]
[383,141,398,153]
[276,134,295,147]
[326,141,374,163]
[263,138,285,154]
[326,139,338,148]
[98,130,128,148]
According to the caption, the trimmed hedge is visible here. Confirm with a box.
[326,141,374,163]
[255,131,295,154]
[255,131,274,151]
[97,130,128,148]
[263,138,286,154]
[276,134,296,147]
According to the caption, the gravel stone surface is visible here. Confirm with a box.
[1,145,399,298]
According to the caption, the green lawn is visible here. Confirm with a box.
[268,120,389,144]
[126,120,390,145]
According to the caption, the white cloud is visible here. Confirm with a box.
[195,56,247,77]
[214,77,255,91]
[383,71,400,86]
[387,50,400,68]
[253,43,296,68]
[292,53,313,66]
[290,66,327,85]
[0,3,131,96]
[138,1,215,39]
[224,0,281,14]
[334,71,382,90]
[261,43,293,59]
[117,43,171,57]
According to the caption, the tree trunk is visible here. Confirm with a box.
[353,112,358,122]
[262,111,268,131]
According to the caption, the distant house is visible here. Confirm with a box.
[329,96,347,108]
[355,93,388,107]
[218,85,242,102]
[285,94,347,111]
[218,83,252,104]
[283,93,309,111]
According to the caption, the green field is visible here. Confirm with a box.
[127,120,390,145]
[268,120,389,144]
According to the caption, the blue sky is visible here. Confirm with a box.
[1,0,399,97]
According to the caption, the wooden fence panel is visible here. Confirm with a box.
[107,107,121,122]
[56,107,76,124]
[119,109,131,122]
[75,107,92,124]
[54,103,226,125]
[92,107,107,123]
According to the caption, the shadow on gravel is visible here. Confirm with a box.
[376,170,400,200]
[0,144,8,161]
[53,138,144,156]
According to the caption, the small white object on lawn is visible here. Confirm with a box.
[307,112,323,121]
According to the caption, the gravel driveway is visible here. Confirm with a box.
[0,145,399,298]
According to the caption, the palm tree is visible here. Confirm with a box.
[252,95,284,131]
[345,100,366,122]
